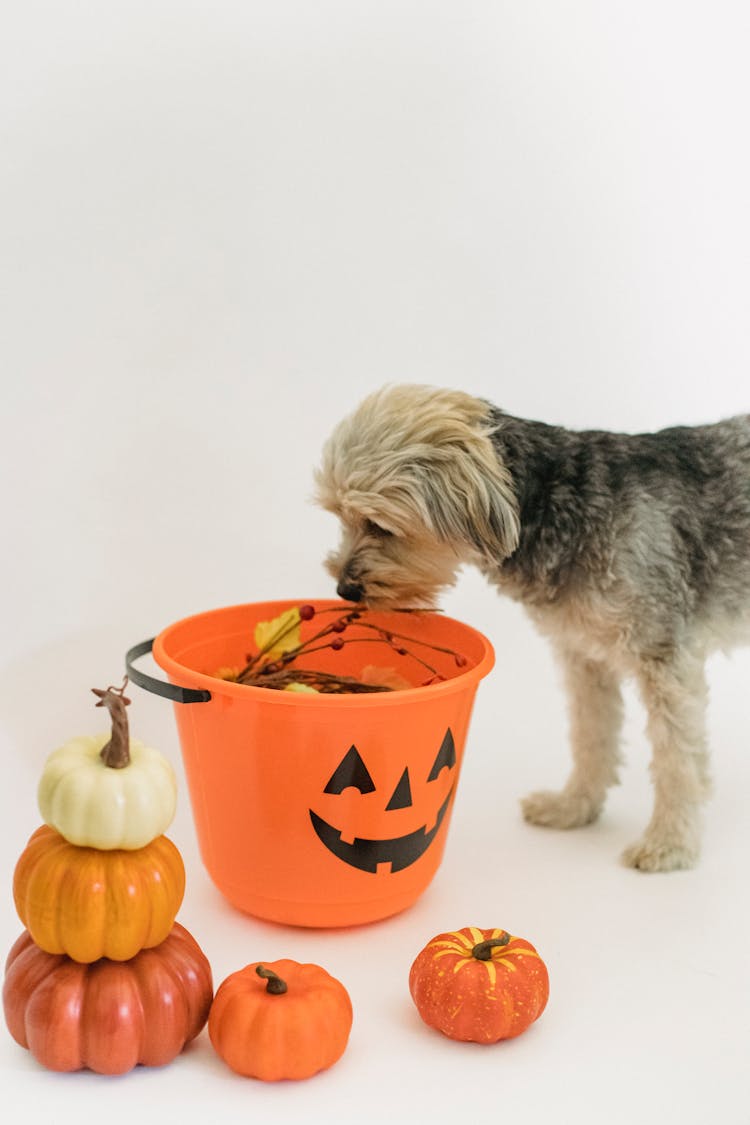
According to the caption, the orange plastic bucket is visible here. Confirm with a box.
[127,600,494,928]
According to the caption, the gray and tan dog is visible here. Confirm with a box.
[315,384,750,872]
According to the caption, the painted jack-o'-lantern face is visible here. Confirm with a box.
[309,729,457,874]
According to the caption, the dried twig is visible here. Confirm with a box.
[224,604,467,694]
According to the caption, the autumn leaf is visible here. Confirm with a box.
[360,664,413,691]
[283,682,320,694]
[254,607,302,658]
[214,666,239,682]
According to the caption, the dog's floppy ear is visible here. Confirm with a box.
[314,383,520,561]
[416,430,520,561]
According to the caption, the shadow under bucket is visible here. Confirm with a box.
[127,600,494,928]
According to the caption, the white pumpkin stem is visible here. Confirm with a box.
[92,679,132,769]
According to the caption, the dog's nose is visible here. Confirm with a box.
[337,579,365,603]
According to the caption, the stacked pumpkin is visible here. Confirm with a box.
[3,682,213,1075]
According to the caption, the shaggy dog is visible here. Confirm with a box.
[315,384,750,872]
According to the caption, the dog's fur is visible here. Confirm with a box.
[315,384,750,871]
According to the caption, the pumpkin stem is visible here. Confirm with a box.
[92,678,132,769]
[472,934,511,961]
[256,965,288,995]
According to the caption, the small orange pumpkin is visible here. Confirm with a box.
[3,923,212,1074]
[208,959,353,1081]
[13,825,185,963]
[409,926,549,1043]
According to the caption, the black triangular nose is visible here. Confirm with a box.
[385,767,413,810]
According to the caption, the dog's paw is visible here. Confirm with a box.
[521,789,602,830]
[621,837,699,873]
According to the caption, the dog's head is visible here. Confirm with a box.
[314,385,519,608]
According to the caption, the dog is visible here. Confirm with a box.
[314,384,750,872]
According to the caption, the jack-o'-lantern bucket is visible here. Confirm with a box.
[126,600,494,928]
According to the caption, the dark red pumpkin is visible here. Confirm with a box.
[3,923,212,1074]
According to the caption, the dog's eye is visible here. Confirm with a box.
[364,519,393,539]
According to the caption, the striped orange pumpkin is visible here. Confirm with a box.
[409,926,549,1043]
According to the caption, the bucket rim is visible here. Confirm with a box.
[152,598,495,708]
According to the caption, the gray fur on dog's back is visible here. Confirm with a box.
[488,410,750,659]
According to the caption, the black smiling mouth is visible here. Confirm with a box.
[308,787,454,874]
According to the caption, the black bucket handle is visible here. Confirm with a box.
[126,639,212,704]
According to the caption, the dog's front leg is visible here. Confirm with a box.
[522,649,624,830]
[622,653,711,872]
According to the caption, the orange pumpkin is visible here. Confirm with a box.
[208,959,353,1080]
[13,825,185,963]
[3,923,212,1074]
[409,926,549,1043]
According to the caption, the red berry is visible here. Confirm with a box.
[454,654,468,667]
[262,662,280,674]
[299,604,315,621]
[331,619,348,633]
[331,637,345,651]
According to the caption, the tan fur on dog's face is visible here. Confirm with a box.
[315,385,520,608]
[321,517,463,609]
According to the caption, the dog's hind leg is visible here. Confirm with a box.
[622,653,711,872]
[522,650,624,830]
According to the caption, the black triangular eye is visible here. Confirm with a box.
[324,745,376,794]
[427,729,456,781]
[385,768,413,810]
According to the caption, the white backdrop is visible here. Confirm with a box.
[1,3,748,1123]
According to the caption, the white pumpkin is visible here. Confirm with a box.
[38,733,177,850]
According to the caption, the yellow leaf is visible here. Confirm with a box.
[214,666,239,682]
[283,682,319,694]
[254,607,302,658]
